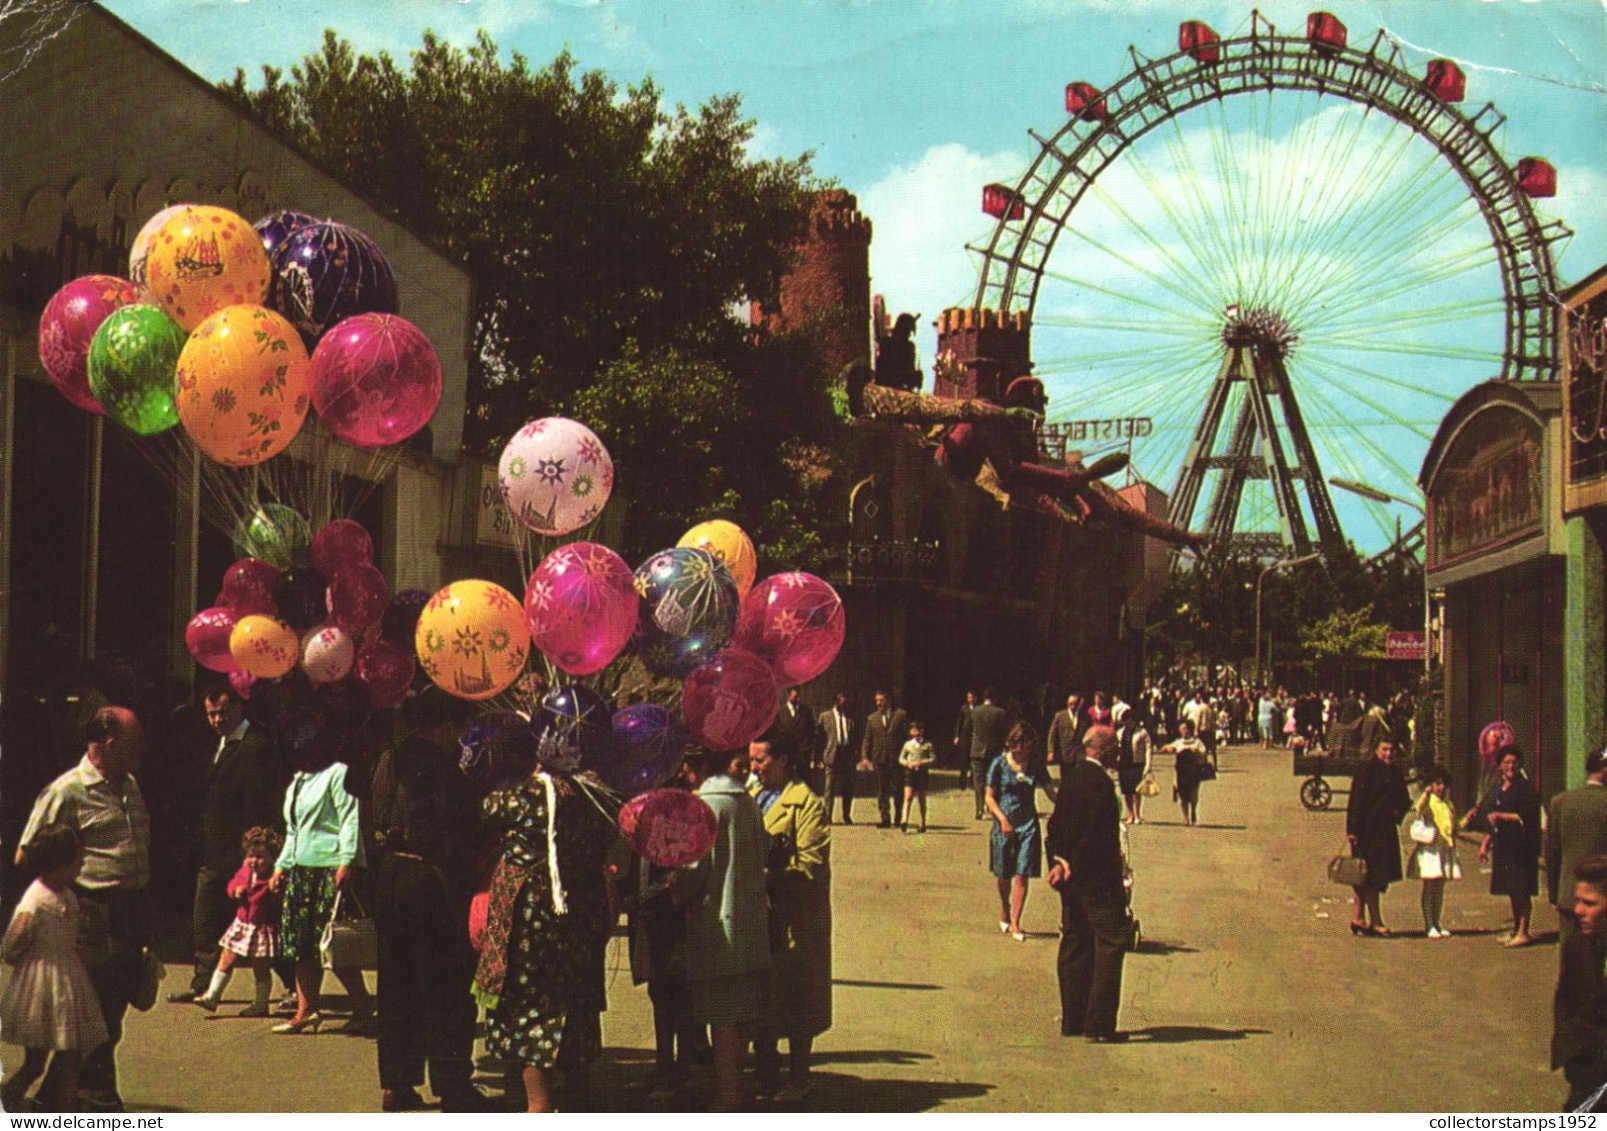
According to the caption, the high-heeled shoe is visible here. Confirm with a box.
[1349,921,1368,936]
[271,1012,323,1034]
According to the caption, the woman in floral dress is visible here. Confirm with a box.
[474,771,615,1112]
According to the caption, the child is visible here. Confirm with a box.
[194,826,283,1015]
[0,823,109,1112]
[1406,767,1461,938]
[899,720,937,833]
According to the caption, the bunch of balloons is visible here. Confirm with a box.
[38,203,442,466]
[184,514,421,713]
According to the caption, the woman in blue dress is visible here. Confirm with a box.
[986,722,1049,941]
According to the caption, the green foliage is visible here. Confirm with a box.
[1299,604,1390,662]
[221,30,819,453]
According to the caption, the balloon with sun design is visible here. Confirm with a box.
[498,417,614,536]
[415,579,530,701]
[732,571,846,686]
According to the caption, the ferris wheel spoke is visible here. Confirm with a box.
[1297,376,1426,511]
[1297,357,1444,445]
[1304,298,1507,340]
[1311,244,1503,330]
[1038,264,1218,324]
[1085,148,1235,301]
[1055,224,1226,321]
[1297,351,1464,408]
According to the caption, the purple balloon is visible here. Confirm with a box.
[382,589,431,644]
[458,710,538,793]
[599,703,687,796]
[38,275,140,414]
[329,562,389,634]
[354,638,414,708]
[254,210,320,257]
[311,314,443,449]
[525,542,639,677]
[530,684,613,774]
[310,519,374,578]
[731,572,846,686]
[220,557,281,617]
[268,220,400,346]
[681,647,779,752]
[621,789,718,869]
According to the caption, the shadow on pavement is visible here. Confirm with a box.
[1128,1025,1272,1044]
[1131,938,1198,955]
[833,979,943,990]
[812,1069,993,1112]
[813,1048,939,1068]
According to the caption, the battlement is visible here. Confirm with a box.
[935,306,1033,403]
[937,307,1031,334]
[811,190,872,238]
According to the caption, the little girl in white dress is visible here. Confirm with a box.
[1,823,109,1112]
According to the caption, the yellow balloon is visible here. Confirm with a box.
[145,205,271,331]
[415,580,531,700]
[176,305,311,467]
[229,615,299,678]
[678,519,758,598]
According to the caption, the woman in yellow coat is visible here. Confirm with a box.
[749,735,832,1104]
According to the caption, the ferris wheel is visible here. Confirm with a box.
[969,10,1569,557]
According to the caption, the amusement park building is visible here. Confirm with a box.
[1420,381,1566,810]
[0,8,501,888]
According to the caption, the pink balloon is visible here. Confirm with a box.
[301,624,356,684]
[187,606,240,673]
[621,789,718,868]
[38,276,139,414]
[731,572,846,686]
[310,313,443,448]
[220,557,281,617]
[310,520,374,578]
[681,647,779,751]
[355,637,415,708]
[329,562,390,634]
[228,669,259,699]
[524,542,639,676]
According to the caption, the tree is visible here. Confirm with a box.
[1299,604,1390,688]
[221,31,821,454]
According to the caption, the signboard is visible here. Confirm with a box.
[1567,284,1607,486]
[1039,417,1152,461]
[474,461,516,549]
[1385,631,1426,661]
[1426,406,1542,569]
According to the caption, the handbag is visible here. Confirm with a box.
[320,888,379,971]
[1328,851,1368,887]
[1138,771,1161,798]
[130,946,164,1012]
[1197,759,1217,782]
[1409,817,1437,845]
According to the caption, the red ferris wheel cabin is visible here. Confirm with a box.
[1064,81,1108,122]
[1179,20,1220,64]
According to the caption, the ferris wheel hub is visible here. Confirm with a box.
[1221,305,1298,359]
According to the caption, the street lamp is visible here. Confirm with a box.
[1255,553,1321,685]
[1329,477,1431,674]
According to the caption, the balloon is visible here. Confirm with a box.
[86,304,184,434]
[273,567,329,634]
[497,417,613,536]
[382,589,430,644]
[232,504,310,569]
[632,548,740,677]
[599,703,686,796]
[731,571,846,686]
[220,558,281,617]
[1479,720,1517,765]
[254,210,320,258]
[311,313,442,448]
[458,710,538,793]
[681,647,779,751]
[38,275,140,414]
[145,205,272,331]
[678,520,758,600]
[329,562,389,634]
[524,542,638,677]
[530,684,613,774]
[354,638,415,708]
[621,789,718,868]
[299,624,354,684]
[229,614,299,678]
[174,304,312,466]
[228,669,259,700]
[186,606,239,673]
[309,519,374,579]
[129,204,192,298]
[268,220,400,345]
[415,580,530,701]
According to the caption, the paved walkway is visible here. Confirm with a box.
[6,744,1567,1111]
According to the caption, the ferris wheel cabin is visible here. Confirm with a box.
[1179,21,1221,65]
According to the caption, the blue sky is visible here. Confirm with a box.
[108,0,1605,551]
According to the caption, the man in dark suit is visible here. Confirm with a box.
[952,690,977,791]
[860,690,910,829]
[819,693,858,824]
[774,688,818,788]
[170,683,280,1004]
[1046,725,1128,1042]
[968,688,1008,820]
[1047,694,1085,769]
[1547,749,1607,946]
[1553,855,1607,1111]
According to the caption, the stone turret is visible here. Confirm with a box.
[934,307,1032,403]
[753,189,873,374]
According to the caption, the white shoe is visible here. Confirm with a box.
[195,994,219,1013]
[1437,927,1452,937]
[999,920,1010,934]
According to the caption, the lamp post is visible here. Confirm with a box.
[1329,477,1431,674]
[1255,553,1321,685]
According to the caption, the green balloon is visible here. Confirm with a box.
[232,504,311,570]
[87,304,184,435]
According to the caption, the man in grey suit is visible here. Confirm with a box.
[1047,694,1085,770]
[860,690,910,829]
[819,693,858,824]
[968,688,1009,820]
[1547,748,1607,945]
